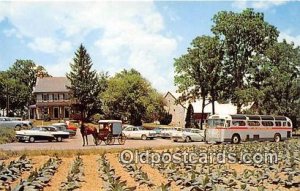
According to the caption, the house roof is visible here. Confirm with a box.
[33,77,71,93]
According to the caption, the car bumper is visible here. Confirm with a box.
[160,133,172,138]
[172,136,185,141]
[16,135,30,141]
[147,134,156,138]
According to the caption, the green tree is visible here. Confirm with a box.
[185,103,194,128]
[143,90,166,123]
[261,40,300,127]
[212,8,279,113]
[174,36,224,129]
[7,60,50,109]
[66,44,100,121]
[0,60,49,116]
[102,69,161,126]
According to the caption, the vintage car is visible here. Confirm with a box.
[11,118,33,128]
[171,128,205,142]
[65,121,77,131]
[123,126,156,140]
[0,117,24,129]
[16,126,70,143]
[0,117,33,129]
[52,123,76,136]
[160,127,182,139]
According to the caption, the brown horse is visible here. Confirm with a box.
[80,123,98,146]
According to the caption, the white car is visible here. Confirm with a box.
[16,126,70,143]
[160,127,182,139]
[123,126,156,140]
[172,128,205,142]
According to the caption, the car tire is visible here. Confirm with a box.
[15,125,21,131]
[173,139,178,142]
[185,136,191,142]
[56,136,63,142]
[29,136,35,143]
[274,133,281,142]
[231,134,241,144]
[141,135,147,140]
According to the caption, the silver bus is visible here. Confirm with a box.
[205,114,293,144]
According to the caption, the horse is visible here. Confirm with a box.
[80,123,98,146]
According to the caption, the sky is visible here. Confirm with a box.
[1,0,300,93]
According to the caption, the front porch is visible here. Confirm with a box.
[30,105,71,120]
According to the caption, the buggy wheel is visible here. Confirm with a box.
[94,138,102,145]
[118,133,126,145]
[105,134,114,145]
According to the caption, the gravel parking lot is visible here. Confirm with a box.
[0,129,205,151]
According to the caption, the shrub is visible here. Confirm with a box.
[90,113,103,124]
[0,127,16,144]
[159,112,172,125]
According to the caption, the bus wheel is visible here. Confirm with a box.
[231,134,241,144]
[274,133,281,142]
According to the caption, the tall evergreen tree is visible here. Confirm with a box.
[185,103,194,128]
[66,44,100,121]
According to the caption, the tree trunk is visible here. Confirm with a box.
[237,102,241,114]
[200,97,206,130]
[211,90,215,115]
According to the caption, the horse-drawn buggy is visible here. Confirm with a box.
[94,120,126,145]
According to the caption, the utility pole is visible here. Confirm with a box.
[6,84,9,117]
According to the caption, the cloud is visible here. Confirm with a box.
[278,32,300,46]
[0,1,178,92]
[28,37,72,54]
[232,0,288,10]
[44,57,72,77]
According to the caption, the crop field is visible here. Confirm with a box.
[0,139,299,191]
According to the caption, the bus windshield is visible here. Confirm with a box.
[207,119,225,128]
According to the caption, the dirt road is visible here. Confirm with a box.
[0,129,205,151]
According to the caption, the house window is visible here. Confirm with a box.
[53,94,59,101]
[64,94,69,100]
[42,94,49,101]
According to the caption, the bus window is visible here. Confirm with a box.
[275,121,281,127]
[248,121,260,126]
[207,119,225,128]
[283,122,287,126]
[232,121,246,126]
[287,122,291,127]
[225,120,231,128]
[262,121,274,126]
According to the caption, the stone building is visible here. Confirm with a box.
[164,92,249,127]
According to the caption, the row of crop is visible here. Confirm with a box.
[122,163,154,187]
[151,140,300,190]
[59,156,84,191]
[13,156,61,191]
[98,154,136,191]
[0,155,32,190]
[188,140,300,189]
[150,148,270,191]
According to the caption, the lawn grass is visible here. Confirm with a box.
[0,127,16,144]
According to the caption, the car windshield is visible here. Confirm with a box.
[31,127,40,131]
[137,126,145,130]
[207,119,225,128]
